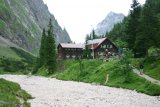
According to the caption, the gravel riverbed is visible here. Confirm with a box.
[0,75,160,107]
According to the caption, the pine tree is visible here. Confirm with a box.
[45,19,57,74]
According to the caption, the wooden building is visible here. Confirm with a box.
[57,38,118,60]
[58,43,84,59]
[87,38,118,59]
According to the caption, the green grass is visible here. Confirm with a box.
[56,60,103,81]
[0,78,32,106]
[0,19,6,29]
[0,46,21,60]
[144,57,160,80]
[0,46,36,74]
[35,59,80,76]
[64,59,79,70]
[56,59,160,96]
[35,66,49,76]
[0,0,11,22]
[130,58,144,68]
[10,47,36,64]
[0,2,10,16]
[130,57,160,81]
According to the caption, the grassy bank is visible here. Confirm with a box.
[34,59,80,76]
[56,59,160,96]
[144,57,160,80]
[0,46,36,74]
[130,57,160,81]
[0,78,32,107]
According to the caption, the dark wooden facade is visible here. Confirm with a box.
[87,38,118,59]
[58,38,118,60]
[58,43,83,59]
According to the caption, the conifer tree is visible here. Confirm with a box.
[126,0,141,56]
[33,19,57,74]
[45,19,57,74]
[92,29,97,39]
[32,29,46,74]
[39,29,47,67]
[134,0,160,56]
[83,35,91,59]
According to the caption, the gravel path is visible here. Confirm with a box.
[0,75,160,107]
[133,69,160,85]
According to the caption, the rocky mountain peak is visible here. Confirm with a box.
[95,12,125,36]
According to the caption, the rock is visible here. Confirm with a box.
[0,0,71,53]
[95,12,124,36]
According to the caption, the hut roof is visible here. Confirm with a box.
[59,43,84,49]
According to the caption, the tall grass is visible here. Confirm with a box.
[0,78,32,106]
[56,59,160,96]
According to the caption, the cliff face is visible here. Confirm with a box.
[95,12,125,36]
[0,0,71,54]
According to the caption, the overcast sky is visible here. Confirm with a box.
[43,0,146,43]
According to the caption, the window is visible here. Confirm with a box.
[103,45,106,49]
[107,45,110,48]
[66,55,70,59]
[72,55,76,58]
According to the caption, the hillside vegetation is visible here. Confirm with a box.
[130,57,160,81]
[107,0,160,58]
[144,57,160,80]
[0,46,36,74]
[0,0,71,54]
[0,78,31,107]
[56,59,160,96]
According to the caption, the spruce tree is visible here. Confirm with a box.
[39,29,47,67]
[45,19,57,74]
[126,0,141,56]
[134,0,160,57]
[83,35,91,59]
[32,29,46,74]
[92,29,97,39]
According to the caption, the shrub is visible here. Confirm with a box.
[110,60,132,83]
[0,3,11,20]
[110,49,133,83]
[10,47,36,65]
[1,58,26,72]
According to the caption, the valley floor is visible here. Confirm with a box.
[0,75,160,107]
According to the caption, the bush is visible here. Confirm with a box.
[1,58,31,73]
[145,56,158,64]
[0,19,6,29]
[10,47,36,65]
[0,3,11,20]
[148,47,160,57]
[110,59,132,83]
[110,49,133,83]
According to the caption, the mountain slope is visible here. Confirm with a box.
[0,0,71,54]
[95,12,125,36]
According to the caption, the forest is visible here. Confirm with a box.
[107,0,160,57]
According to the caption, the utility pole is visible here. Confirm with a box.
[91,25,94,59]
[92,40,94,59]
[92,33,94,59]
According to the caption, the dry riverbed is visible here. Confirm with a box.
[0,75,160,107]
